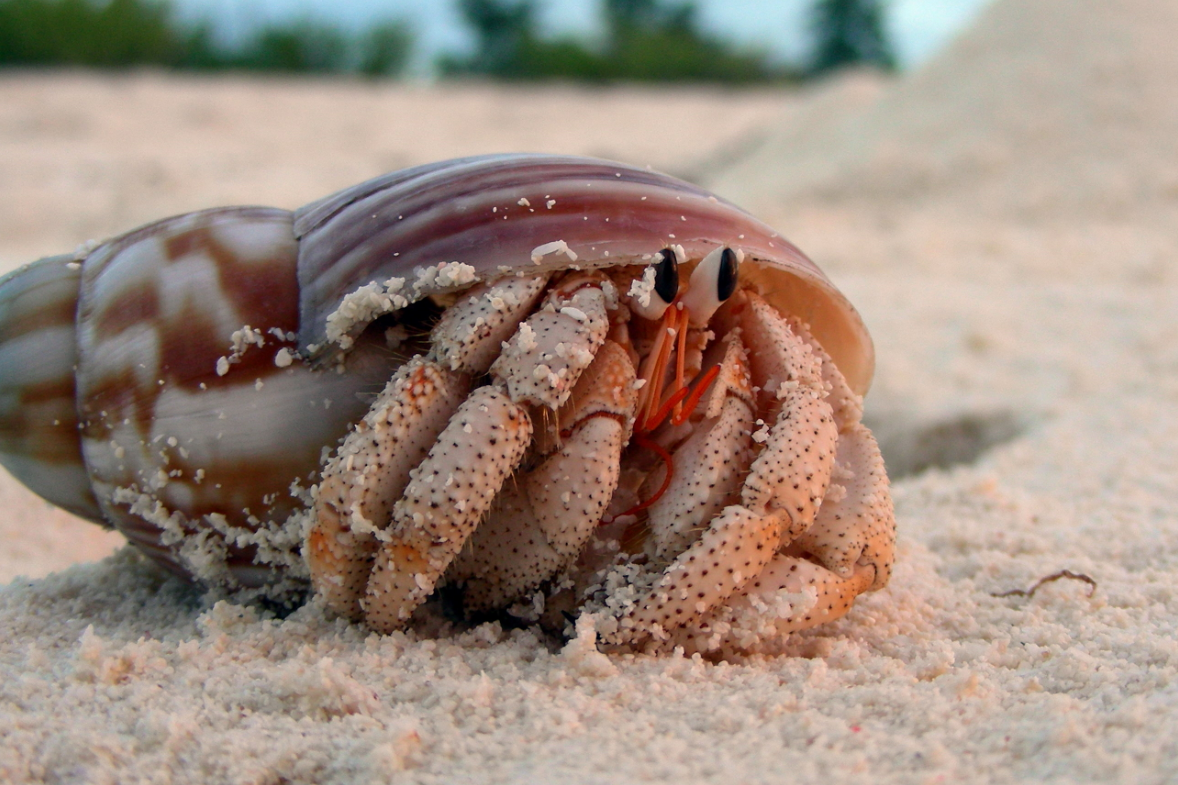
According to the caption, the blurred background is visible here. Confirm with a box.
[0,0,995,272]
[7,6,1178,779]
[0,0,990,80]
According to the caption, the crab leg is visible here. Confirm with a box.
[604,385,837,646]
[732,556,876,633]
[741,387,839,542]
[449,339,638,612]
[658,314,891,654]
[307,358,471,618]
[755,311,893,589]
[662,421,888,656]
[489,273,613,410]
[793,422,895,590]
[307,275,549,618]
[695,412,891,652]
[365,386,533,630]
[669,557,876,656]
[715,290,826,418]
[786,315,865,432]
[363,273,614,631]
[603,505,786,646]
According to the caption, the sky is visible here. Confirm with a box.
[173,0,995,75]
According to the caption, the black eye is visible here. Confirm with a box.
[717,247,739,301]
[654,247,679,304]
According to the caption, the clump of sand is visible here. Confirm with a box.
[4,0,1178,781]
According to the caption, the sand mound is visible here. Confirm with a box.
[713,0,1178,223]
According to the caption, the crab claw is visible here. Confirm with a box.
[364,386,533,631]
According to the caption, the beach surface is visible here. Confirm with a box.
[4,1,1178,781]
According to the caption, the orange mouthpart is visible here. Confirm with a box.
[671,364,720,427]
[617,303,723,519]
[617,434,674,518]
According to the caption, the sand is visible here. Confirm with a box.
[4,0,1178,780]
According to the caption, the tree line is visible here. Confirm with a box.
[0,0,893,81]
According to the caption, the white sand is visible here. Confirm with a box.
[5,0,1178,780]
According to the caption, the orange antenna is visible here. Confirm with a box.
[635,304,678,422]
[643,384,692,433]
[671,307,689,421]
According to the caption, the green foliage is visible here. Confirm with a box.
[443,0,797,84]
[238,21,350,73]
[0,0,176,66]
[0,0,414,77]
[808,0,895,76]
[439,0,535,77]
[358,20,414,77]
[601,0,779,83]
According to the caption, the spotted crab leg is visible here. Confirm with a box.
[363,386,533,629]
[448,339,639,612]
[793,421,895,589]
[669,557,876,656]
[664,316,894,655]
[785,314,894,589]
[715,290,826,420]
[363,272,615,632]
[307,274,549,618]
[307,358,471,618]
[665,418,892,656]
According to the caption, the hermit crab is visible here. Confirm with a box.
[0,154,893,655]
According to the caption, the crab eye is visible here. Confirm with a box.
[653,247,680,304]
[682,246,742,327]
[716,247,739,301]
[629,247,681,320]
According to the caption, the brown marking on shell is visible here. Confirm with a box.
[164,221,302,345]
[92,277,159,340]
[0,260,83,345]
[293,155,874,396]
[156,298,240,392]
[2,377,79,457]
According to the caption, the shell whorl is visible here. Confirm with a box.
[73,207,402,585]
[0,254,103,523]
